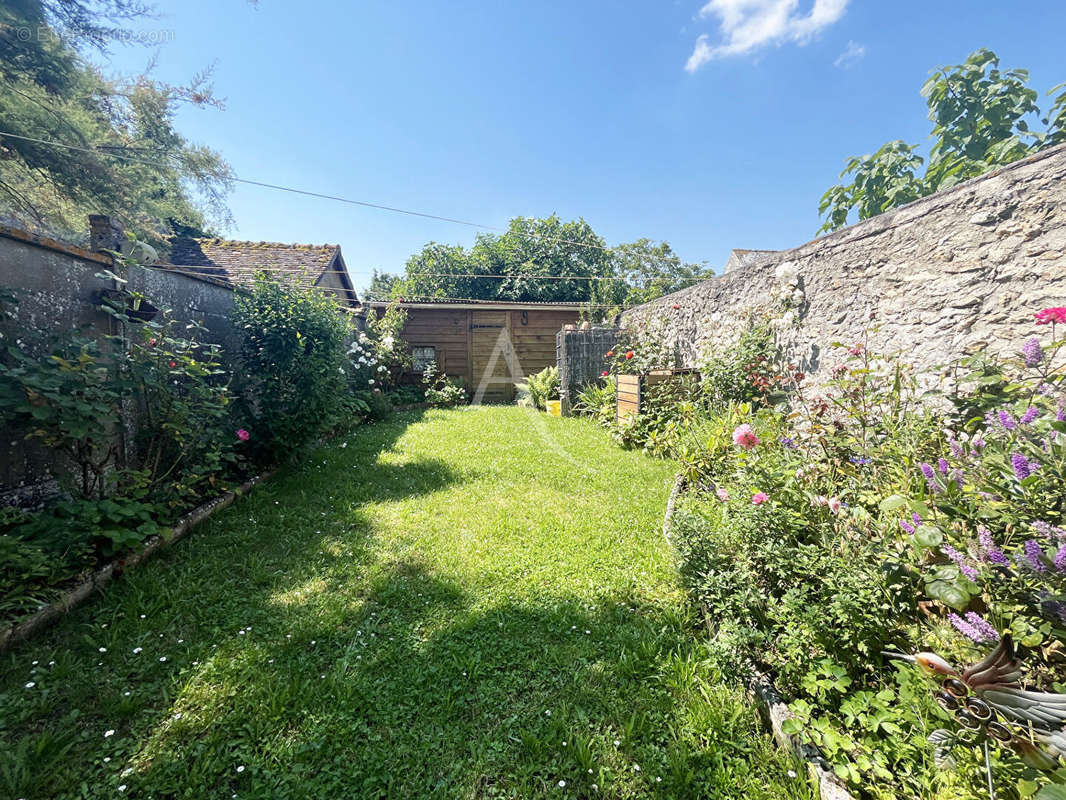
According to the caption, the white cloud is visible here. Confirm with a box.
[684,0,850,72]
[833,39,865,68]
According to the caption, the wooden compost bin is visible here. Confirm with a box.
[615,369,699,423]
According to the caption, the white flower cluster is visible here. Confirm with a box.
[347,333,390,388]
[770,260,803,329]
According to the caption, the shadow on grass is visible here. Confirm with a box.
[117,560,806,799]
[0,409,808,800]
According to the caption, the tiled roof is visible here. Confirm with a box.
[165,237,351,298]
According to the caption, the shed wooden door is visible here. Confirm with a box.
[470,311,515,402]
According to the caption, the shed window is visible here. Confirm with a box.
[412,346,436,373]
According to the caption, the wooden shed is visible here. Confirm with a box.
[366,300,583,402]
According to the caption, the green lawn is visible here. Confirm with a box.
[0,407,810,799]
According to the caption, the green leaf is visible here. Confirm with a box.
[925,579,971,610]
[913,526,944,548]
[878,494,908,512]
[1036,785,1066,800]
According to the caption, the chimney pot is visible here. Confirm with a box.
[88,215,125,255]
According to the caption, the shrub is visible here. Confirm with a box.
[654,322,1066,797]
[231,276,352,461]
[348,302,410,394]
[699,323,793,407]
[574,377,615,424]
[422,362,466,407]
[0,277,241,620]
[524,366,559,411]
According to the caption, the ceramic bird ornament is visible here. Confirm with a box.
[884,633,1066,773]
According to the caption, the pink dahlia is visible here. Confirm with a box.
[1035,307,1066,325]
[732,424,759,450]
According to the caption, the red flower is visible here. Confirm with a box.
[148,338,157,347]
[625,350,635,360]
[168,360,177,368]
[672,304,681,310]
[601,370,609,377]
[605,350,614,358]
[1035,307,1066,325]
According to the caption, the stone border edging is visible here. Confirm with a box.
[0,470,275,652]
[663,475,855,800]
[662,473,687,543]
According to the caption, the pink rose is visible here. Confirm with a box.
[751,492,768,505]
[732,424,759,450]
[236,429,250,442]
[716,488,730,502]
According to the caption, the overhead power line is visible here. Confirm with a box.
[0,130,637,256]
[147,263,707,285]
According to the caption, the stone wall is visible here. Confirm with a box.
[621,144,1066,378]
[0,225,238,506]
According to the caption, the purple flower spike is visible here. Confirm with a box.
[949,438,964,458]
[1055,545,1066,573]
[938,458,950,474]
[1023,337,1044,367]
[943,544,979,580]
[899,519,916,534]
[1032,521,1066,542]
[978,526,1009,565]
[1024,539,1047,572]
[948,613,985,644]
[964,612,999,642]
[998,409,1017,430]
[920,463,940,493]
[1020,407,1040,425]
[1012,453,1031,481]
[913,512,923,525]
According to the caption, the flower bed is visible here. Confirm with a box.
[581,310,1066,798]
[0,270,414,629]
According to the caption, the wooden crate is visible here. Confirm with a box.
[616,373,641,423]
[615,369,699,423]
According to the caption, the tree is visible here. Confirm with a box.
[0,1,232,248]
[609,239,712,307]
[372,216,709,309]
[366,269,400,300]
[819,49,1066,234]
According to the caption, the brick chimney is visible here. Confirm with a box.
[88,215,125,255]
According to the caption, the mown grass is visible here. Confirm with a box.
[0,407,811,799]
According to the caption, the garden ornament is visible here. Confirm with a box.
[884,633,1066,797]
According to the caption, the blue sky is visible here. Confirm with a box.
[101,0,1066,291]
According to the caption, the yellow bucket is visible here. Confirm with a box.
[546,400,562,417]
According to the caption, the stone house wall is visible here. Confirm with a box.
[620,144,1066,379]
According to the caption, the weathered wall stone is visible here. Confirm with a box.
[0,227,239,506]
[621,144,1066,379]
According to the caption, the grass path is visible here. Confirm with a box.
[1,407,809,799]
